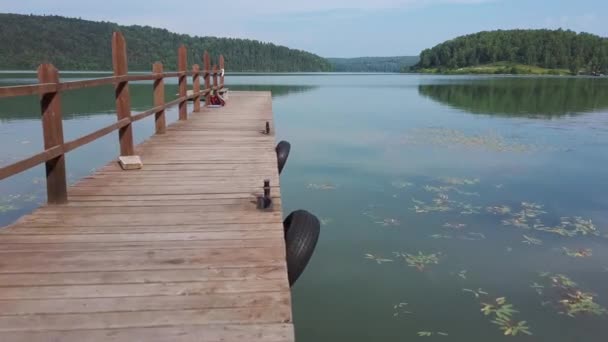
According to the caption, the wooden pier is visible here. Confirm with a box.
[0,33,294,341]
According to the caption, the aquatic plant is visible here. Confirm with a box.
[394,251,441,271]
[443,222,467,230]
[561,247,592,258]
[479,296,532,336]
[440,177,480,186]
[522,235,542,245]
[417,331,448,337]
[430,234,452,239]
[393,302,412,316]
[320,218,333,226]
[461,232,486,241]
[487,205,512,215]
[537,273,607,317]
[307,183,336,190]
[535,217,599,237]
[530,282,544,295]
[391,180,414,189]
[364,254,394,264]
[463,288,489,298]
[457,270,468,279]
[376,218,400,227]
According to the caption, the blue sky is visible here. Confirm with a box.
[1,0,607,57]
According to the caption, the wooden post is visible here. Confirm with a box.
[219,55,225,87]
[203,51,211,106]
[178,45,188,120]
[112,32,135,156]
[212,64,218,90]
[153,62,166,134]
[192,64,201,112]
[37,64,68,204]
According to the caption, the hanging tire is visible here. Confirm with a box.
[276,141,291,174]
[283,210,320,286]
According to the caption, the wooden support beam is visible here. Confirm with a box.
[111,32,135,156]
[219,55,225,87]
[153,62,166,134]
[178,45,188,121]
[37,64,68,204]
[212,64,218,90]
[192,64,201,112]
[203,51,211,106]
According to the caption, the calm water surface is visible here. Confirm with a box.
[1,73,608,341]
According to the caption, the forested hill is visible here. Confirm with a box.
[0,13,332,72]
[415,29,608,74]
[328,56,419,72]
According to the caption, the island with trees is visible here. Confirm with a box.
[411,29,608,76]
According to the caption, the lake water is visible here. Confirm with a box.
[1,73,608,341]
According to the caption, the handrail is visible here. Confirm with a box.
[0,31,226,204]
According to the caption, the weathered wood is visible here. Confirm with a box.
[153,62,166,134]
[212,64,219,89]
[219,54,225,86]
[178,45,188,120]
[204,51,211,105]
[0,93,293,342]
[192,64,201,112]
[37,64,68,204]
[112,32,135,156]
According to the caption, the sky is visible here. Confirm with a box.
[1,0,607,57]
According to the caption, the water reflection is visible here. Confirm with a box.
[229,84,318,98]
[419,77,608,118]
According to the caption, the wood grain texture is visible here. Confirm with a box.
[0,92,293,342]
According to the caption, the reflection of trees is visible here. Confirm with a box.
[0,81,317,121]
[228,85,318,98]
[418,78,608,118]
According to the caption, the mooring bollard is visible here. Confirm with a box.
[257,179,273,210]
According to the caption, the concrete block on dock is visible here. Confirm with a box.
[118,155,143,170]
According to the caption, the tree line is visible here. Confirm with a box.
[328,56,419,72]
[0,13,332,72]
[415,29,608,75]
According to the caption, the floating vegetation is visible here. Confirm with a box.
[376,218,401,227]
[463,288,489,298]
[430,234,453,239]
[536,217,599,237]
[537,273,607,317]
[460,203,482,215]
[461,232,486,241]
[0,203,18,213]
[440,177,480,186]
[391,180,414,189]
[530,282,544,295]
[320,218,333,226]
[394,251,442,272]
[411,195,480,215]
[364,254,394,264]
[424,185,455,193]
[487,205,511,215]
[561,247,592,258]
[457,270,468,280]
[0,194,23,213]
[307,183,336,190]
[417,331,448,337]
[399,127,537,153]
[453,188,480,197]
[443,222,467,230]
[522,235,542,245]
[393,302,412,316]
[479,296,532,336]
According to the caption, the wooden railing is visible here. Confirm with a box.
[0,32,226,204]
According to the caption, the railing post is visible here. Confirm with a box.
[203,51,211,106]
[153,62,166,134]
[38,64,68,204]
[112,32,135,156]
[219,54,225,87]
[178,44,188,120]
[192,64,201,112]
[212,64,218,90]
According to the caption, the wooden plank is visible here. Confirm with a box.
[192,64,201,112]
[112,32,135,156]
[38,64,68,204]
[0,324,293,342]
